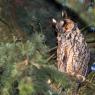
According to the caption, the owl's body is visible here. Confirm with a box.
[53,18,90,80]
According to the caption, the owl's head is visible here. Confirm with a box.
[52,18,75,33]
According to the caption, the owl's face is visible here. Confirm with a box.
[52,18,75,33]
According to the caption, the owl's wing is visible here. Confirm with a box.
[57,45,67,72]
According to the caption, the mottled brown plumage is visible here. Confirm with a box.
[52,18,90,81]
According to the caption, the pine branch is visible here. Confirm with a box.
[0,17,13,33]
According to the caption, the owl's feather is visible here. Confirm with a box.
[54,18,90,81]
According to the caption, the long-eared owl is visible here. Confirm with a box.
[52,18,90,81]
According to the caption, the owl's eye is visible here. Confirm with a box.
[60,21,64,26]
[62,20,67,27]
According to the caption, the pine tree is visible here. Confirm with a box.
[0,0,95,95]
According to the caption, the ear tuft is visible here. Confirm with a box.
[52,18,57,24]
[62,10,68,19]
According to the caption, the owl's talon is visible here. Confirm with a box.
[76,75,86,82]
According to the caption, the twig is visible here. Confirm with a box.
[48,46,57,53]
[84,79,95,87]
[81,24,94,32]
[0,17,13,33]
[46,53,55,62]
[38,22,43,33]
[90,74,95,83]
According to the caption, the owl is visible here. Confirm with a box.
[52,18,90,81]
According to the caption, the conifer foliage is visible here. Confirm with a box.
[0,32,72,95]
